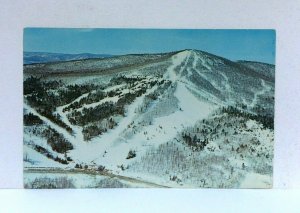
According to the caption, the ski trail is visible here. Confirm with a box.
[183,82,221,105]
[166,50,220,105]
[186,52,195,78]
[93,84,159,144]
[63,91,95,109]
[67,82,161,164]
[185,52,225,105]
[219,71,233,105]
[242,98,248,106]
[186,51,205,78]
[54,90,98,145]
[104,84,126,92]
[192,52,198,69]
[197,52,211,70]
[167,50,190,82]
[56,106,84,144]
[75,96,119,112]
[55,89,121,145]
[125,82,216,151]
[24,103,76,145]
[249,80,269,108]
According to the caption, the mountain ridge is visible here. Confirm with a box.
[24,51,114,65]
[24,49,274,66]
[24,49,275,82]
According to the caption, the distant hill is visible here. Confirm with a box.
[23,52,113,64]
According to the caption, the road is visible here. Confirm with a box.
[24,167,170,188]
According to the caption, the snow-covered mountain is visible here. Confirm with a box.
[23,49,275,188]
[24,52,113,64]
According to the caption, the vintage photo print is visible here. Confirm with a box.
[23,29,275,188]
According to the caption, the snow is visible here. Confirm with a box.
[66,81,161,167]
[23,146,66,168]
[56,105,84,143]
[23,170,166,188]
[219,69,234,104]
[249,79,270,108]
[184,81,221,105]
[57,50,216,172]
[75,96,119,112]
[24,49,274,188]
[167,50,190,82]
[104,84,125,92]
[23,103,76,145]
[240,173,272,188]
[197,53,212,70]
[23,171,106,188]
[64,91,94,108]
[86,52,216,174]
[246,119,258,129]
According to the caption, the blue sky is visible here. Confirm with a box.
[24,28,275,64]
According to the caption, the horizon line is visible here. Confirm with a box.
[23,49,275,65]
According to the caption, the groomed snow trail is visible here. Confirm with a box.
[75,96,119,112]
[219,70,233,105]
[112,51,217,166]
[24,103,76,145]
[67,82,161,166]
[56,106,84,145]
[55,91,97,146]
[197,51,212,70]
[240,172,272,188]
[167,50,191,82]
[249,79,270,108]
[165,50,216,139]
